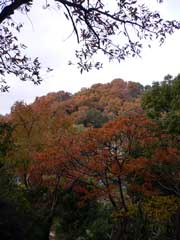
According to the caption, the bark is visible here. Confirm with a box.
[118,177,127,212]
[42,176,61,240]
[175,207,180,240]
[42,215,53,240]
[23,173,29,189]
[0,0,31,24]
[111,218,128,240]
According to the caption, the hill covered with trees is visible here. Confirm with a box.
[1,77,180,240]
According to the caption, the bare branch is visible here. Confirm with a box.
[0,0,32,24]
[63,3,80,43]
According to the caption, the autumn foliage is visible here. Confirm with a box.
[1,78,180,240]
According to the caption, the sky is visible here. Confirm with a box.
[0,0,180,114]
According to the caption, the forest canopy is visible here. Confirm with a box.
[1,76,180,239]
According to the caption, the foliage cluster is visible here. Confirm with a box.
[0,0,180,90]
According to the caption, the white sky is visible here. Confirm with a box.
[0,0,180,114]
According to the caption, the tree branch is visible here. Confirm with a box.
[0,0,31,24]
[63,4,80,43]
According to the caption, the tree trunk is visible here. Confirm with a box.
[41,216,53,240]
[111,218,128,240]
[175,207,180,240]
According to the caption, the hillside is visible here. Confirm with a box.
[1,76,180,240]
[23,78,144,128]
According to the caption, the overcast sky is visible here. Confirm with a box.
[1,0,180,114]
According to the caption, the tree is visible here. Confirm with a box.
[142,74,180,134]
[0,121,13,160]
[6,99,80,239]
[72,111,180,240]
[0,13,43,91]
[0,0,180,90]
[55,189,112,240]
[78,108,108,128]
[73,113,159,239]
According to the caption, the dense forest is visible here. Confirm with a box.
[1,76,180,240]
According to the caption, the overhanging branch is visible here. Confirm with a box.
[0,0,32,24]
